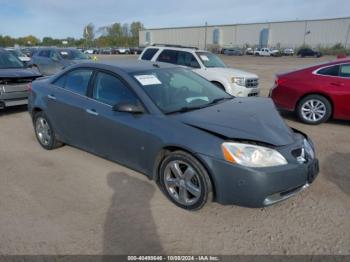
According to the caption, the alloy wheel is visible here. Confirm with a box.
[163,160,201,206]
[301,99,326,122]
[35,117,52,146]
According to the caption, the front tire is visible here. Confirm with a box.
[297,95,332,125]
[159,151,212,210]
[34,112,63,150]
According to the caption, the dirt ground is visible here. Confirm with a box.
[0,55,349,255]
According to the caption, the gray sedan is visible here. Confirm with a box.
[28,60,319,210]
[30,48,90,76]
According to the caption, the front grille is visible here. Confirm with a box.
[248,93,259,97]
[245,78,259,88]
[0,77,34,85]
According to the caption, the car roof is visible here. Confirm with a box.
[145,45,207,53]
[75,59,180,73]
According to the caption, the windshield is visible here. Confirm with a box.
[132,68,232,114]
[196,52,226,68]
[59,49,89,60]
[0,52,24,69]
[7,49,25,57]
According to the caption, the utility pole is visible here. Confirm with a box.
[204,22,208,50]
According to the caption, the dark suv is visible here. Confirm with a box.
[297,48,322,58]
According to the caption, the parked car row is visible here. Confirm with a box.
[82,46,145,55]
[221,47,323,58]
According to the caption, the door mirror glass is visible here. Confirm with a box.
[112,101,144,114]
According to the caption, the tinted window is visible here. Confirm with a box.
[65,69,93,95]
[317,65,339,76]
[38,50,50,57]
[93,72,136,105]
[141,48,158,60]
[157,49,178,64]
[177,51,200,68]
[339,64,350,78]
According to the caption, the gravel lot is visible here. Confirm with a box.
[0,55,349,255]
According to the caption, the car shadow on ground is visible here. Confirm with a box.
[323,153,350,197]
[103,172,163,255]
[0,105,27,116]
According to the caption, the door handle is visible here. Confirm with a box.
[331,82,344,86]
[86,109,99,116]
[47,94,56,100]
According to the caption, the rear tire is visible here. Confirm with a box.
[34,112,63,150]
[297,95,332,125]
[158,151,212,211]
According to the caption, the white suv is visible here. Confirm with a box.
[139,45,259,97]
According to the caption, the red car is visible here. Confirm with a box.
[270,59,350,124]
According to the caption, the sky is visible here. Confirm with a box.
[0,0,349,39]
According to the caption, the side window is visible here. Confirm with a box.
[93,72,137,105]
[339,64,350,78]
[38,50,50,57]
[157,49,178,64]
[52,75,66,88]
[50,51,61,61]
[177,51,200,68]
[317,65,339,76]
[65,69,93,95]
[141,48,158,61]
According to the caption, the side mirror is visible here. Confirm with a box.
[112,101,144,114]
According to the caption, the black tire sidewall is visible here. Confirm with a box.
[158,151,212,211]
[297,95,332,125]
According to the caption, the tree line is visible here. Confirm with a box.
[0,21,144,48]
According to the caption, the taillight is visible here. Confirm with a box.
[275,77,287,86]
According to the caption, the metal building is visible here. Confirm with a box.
[139,17,350,49]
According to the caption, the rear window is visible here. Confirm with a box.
[317,65,339,76]
[141,48,158,61]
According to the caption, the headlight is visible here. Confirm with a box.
[222,142,288,167]
[303,139,315,159]
[231,77,245,86]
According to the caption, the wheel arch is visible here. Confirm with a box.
[152,145,217,200]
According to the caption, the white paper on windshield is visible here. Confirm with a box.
[134,75,162,86]
[186,96,209,103]
[200,55,209,61]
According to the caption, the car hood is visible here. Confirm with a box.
[0,68,41,78]
[171,97,296,146]
[205,67,258,79]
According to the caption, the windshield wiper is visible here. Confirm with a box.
[207,97,233,105]
[165,106,203,115]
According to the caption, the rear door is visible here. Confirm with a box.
[317,64,350,119]
[46,68,94,148]
[335,64,350,119]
